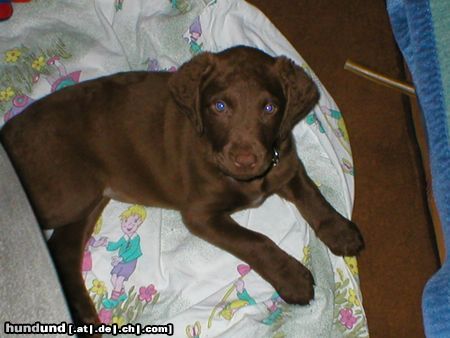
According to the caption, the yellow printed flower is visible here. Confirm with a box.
[93,215,103,235]
[0,87,15,102]
[112,316,126,327]
[344,256,359,276]
[273,333,286,338]
[4,49,22,63]
[348,288,361,306]
[31,55,46,71]
[89,279,107,296]
[302,245,311,265]
[338,119,350,143]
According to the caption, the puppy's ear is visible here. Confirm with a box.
[276,56,320,141]
[169,52,214,134]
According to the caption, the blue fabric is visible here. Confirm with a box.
[387,1,450,337]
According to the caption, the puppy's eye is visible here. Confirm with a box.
[263,103,277,114]
[214,101,227,112]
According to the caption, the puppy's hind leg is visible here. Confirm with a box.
[47,197,109,336]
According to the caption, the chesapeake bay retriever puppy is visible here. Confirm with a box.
[0,46,364,330]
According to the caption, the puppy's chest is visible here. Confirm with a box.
[246,194,265,208]
[226,179,268,209]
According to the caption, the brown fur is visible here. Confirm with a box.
[0,46,363,333]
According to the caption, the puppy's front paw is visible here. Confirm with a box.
[318,219,364,256]
[273,258,315,305]
[71,300,102,338]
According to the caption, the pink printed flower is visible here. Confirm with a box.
[98,308,113,324]
[139,284,157,303]
[237,264,251,277]
[339,308,358,329]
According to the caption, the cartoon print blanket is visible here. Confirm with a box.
[0,0,369,337]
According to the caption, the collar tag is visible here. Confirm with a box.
[272,148,280,167]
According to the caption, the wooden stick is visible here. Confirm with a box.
[344,59,416,97]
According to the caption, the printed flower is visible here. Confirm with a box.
[339,308,358,330]
[237,264,251,277]
[337,118,350,142]
[98,308,112,324]
[348,288,361,306]
[4,49,22,63]
[302,245,311,265]
[89,279,107,296]
[112,315,126,327]
[139,284,157,303]
[0,87,15,102]
[344,256,359,276]
[31,55,46,71]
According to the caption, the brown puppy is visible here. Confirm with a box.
[0,46,364,329]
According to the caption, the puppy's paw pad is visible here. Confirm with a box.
[71,300,101,329]
[319,220,364,256]
[275,261,315,305]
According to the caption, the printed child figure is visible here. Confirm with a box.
[82,216,105,280]
[100,205,147,309]
[188,16,203,55]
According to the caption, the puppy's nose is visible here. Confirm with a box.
[234,152,257,168]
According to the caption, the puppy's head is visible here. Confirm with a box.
[169,46,319,181]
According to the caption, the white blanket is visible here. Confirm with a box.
[0,0,368,337]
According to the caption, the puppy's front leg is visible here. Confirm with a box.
[182,210,314,305]
[278,163,364,256]
[47,222,101,335]
[46,198,108,338]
